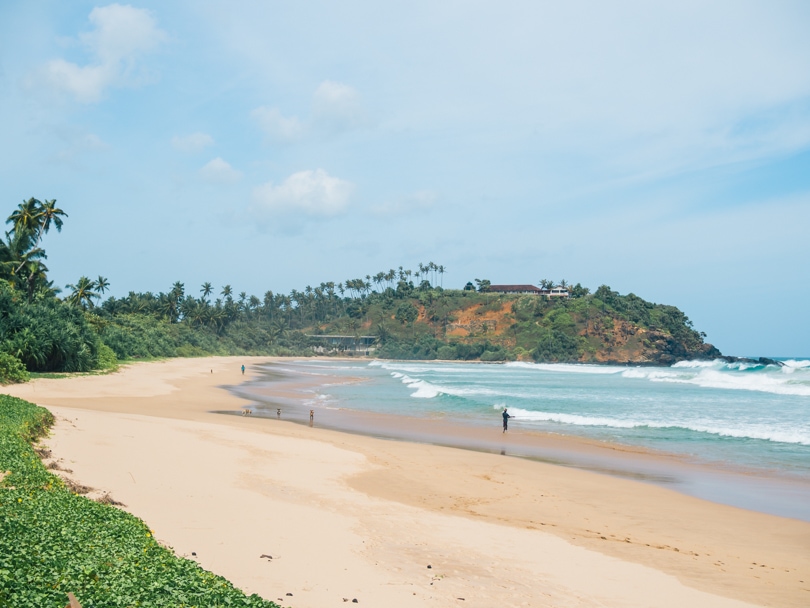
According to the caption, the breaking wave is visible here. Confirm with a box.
[497,405,810,445]
[376,358,810,397]
[623,359,810,397]
[393,372,509,399]
[505,362,626,374]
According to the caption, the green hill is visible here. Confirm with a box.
[1,198,719,380]
[309,282,720,365]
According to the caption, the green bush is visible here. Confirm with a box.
[0,352,30,385]
[0,395,279,608]
[0,285,99,373]
[532,329,581,362]
[480,349,508,362]
[436,345,457,360]
[94,342,118,371]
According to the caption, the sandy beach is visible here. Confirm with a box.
[4,357,809,607]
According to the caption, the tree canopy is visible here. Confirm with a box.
[1,196,720,384]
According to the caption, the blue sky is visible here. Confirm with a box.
[2,1,809,356]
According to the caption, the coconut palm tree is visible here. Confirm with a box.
[201,282,213,301]
[21,260,50,302]
[0,231,42,282]
[96,276,110,295]
[6,198,41,242]
[7,198,67,274]
[37,199,68,240]
[65,276,100,309]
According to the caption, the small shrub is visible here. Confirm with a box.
[480,349,507,362]
[94,342,118,371]
[436,345,457,360]
[0,352,30,385]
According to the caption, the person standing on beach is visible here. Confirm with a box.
[502,408,512,433]
[241,364,245,375]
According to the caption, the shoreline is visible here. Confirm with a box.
[4,357,809,607]
[234,360,810,522]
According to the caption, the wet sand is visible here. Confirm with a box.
[237,360,810,521]
[4,357,809,607]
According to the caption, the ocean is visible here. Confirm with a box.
[238,357,810,520]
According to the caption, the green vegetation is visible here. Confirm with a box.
[0,196,719,602]
[1,197,719,378]
[0,394,279,608]
[0,352,29,385]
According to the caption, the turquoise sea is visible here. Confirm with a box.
[239,357,810,520]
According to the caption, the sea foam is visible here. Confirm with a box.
[505,361,626,374]
[622,361,810,397]
[498,405,810,445]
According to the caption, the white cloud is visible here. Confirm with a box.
[249,81,365,144]
[199,157,243,183]
[51,131,110,164]
[81,133,108,150]
[312,80,366,132]
[251,106,304,142]
[371,190,437,216]
[172,132,215,152]
[252,169,353,216]
[40,4,166,102]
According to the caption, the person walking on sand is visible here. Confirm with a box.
[241,364,245,375]
[502,408,512,433]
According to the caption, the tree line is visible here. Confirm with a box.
[1,196,717,384]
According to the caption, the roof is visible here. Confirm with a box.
[487,284,542,292]
[307,335,377,339]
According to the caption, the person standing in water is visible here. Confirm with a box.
[241,364,245,375]
[502,408,512,433]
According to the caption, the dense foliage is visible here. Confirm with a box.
[1,197,718,376]
[0,352,30,385]
[0,395,280,608]
[0,283,105,374]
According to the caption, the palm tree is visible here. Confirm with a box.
[184,302,207,327]
[7,198,41,240]
[221,284,232,300]
[263,290,275,315]
[37,199,68,240]
[201,282,213,301]
[158,292,179,322]
[22,260,50,302]
[65,276,100,309]
[96,276,110,295]
[1,229,47,294]
[8,198,67,274]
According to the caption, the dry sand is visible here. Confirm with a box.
[4,357,809,607]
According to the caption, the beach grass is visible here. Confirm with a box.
[0,394,280,608]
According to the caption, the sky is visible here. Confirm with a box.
[1,1,809,357]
